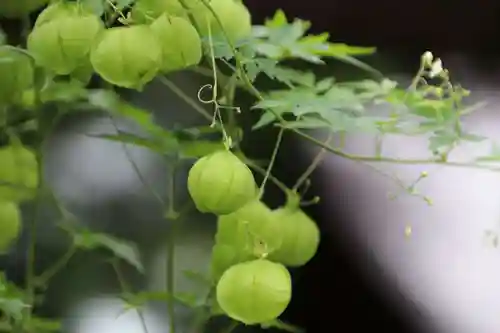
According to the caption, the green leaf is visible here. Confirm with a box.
[0,274,28,322]
[73,230,144,273]
[428,132,458,153]
[87,131,178,155]
[0,298,28,321]
[249,10,378,71]
[126,291,202,308]
[40,80,88,104]
[87,90,178,149]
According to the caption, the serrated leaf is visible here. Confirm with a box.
[74,231,144,273]
[428,132,457,153]
[0,298,28,321]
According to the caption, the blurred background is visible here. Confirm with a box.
[4,1,500,332]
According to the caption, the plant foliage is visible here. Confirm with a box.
[0,0,497,332]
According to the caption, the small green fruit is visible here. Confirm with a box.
[90,25,162,89]
[194,0,252,43]
[34,1,95,28]
[131,0,203,23]
[216,200,282,255]
[216,259,292,325]
[27,12,104,75]
[150,14,202,73]
[187,150,257,215]
[210,242,252,281]
[0,48,34,106]
[0,145,38,202]
[268,207,320,267]
[0,0,49,18]
[0,201,21,254]
[210,200,282,280]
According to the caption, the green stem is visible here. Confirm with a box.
[292,132,333,192]
[165,160,179,333]
[35,244,76,287]
[158,76,213,122]
[244,158,289,194]
[111,261,150,333]
[259,127,284,198]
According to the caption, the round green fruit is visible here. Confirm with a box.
[90,25,162,89]
[210,242,252,281]
[27,13,103,75]
[0,145,38,202]
[0,0,49,18]
[187,150,257,215]
[34,1,95,28]
[150,14,202,73]
[194,0,252,43]
[210,200,282,280]
[0,201,21,254]
[0,48,34,106]
[216,259,291,325]
[131,0,203,23]
[215,200,282,256]
[268,207,320,267]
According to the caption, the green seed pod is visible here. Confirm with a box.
[267,207,320,267]
[0,145,38,203]
[90,25,162,89]
[27,13,104,75]
[216,259,292,325]
[210,242,252,281]
[0,201,21,254]
[34,1,95,28]
[210,200,282,280]
[216,200,282,255]
[0,0,49,18]
[187,150,257,215]
[0,48,34,106]
[194,0,252,43]
[150,14,202,73]
[131,0,203,23]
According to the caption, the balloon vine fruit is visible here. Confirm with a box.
[268,206,320,267]
[210,200,282,279]
[131,0,204,23]
[27,8,103,75]
[34,1,95,28]
[187,150,257,215]
[194,0,252,43]
[0,0,49,18]
[0,201,21,254]
[0,145,39,203]
[0,48,34,106]
[150,14,202,73]
[216,259,292,325]
[90,25,162,89]
[216,200,282,256]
